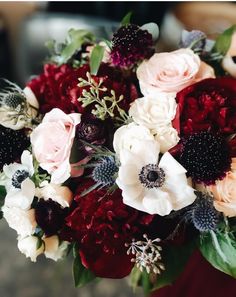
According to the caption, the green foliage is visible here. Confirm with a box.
[73,254,96,288]
[0,185,6,207]
[0,185,6,219]
[46,29,95,66]
[130,267,153,296]
[78,72,130,123]
[213,25,236,56]
[90,45,105,75]
[121,11,133,26]
[199,230,236,278]
[153,241,196,290]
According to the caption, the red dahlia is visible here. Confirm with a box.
[27,63,138,115]
[176,78,236,136]
[64,180,154,278]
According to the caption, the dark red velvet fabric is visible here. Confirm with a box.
[152,250,236,297]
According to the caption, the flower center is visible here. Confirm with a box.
[12,170,29,188]
[139,164,165,189]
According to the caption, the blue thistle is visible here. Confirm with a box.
[180,30,207,51]
[191,192,220,232]
[92,157,118,187]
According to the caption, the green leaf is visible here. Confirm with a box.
[73,255,96,287]
[60,29,95,65]
[121,11,133,26]
[199,231,236,278]
[0,185,6,208]
[153,241,196,290]
[142,271,152,296]
[130,266,142,292]
[89,44,105,75]
[213,25,236,55]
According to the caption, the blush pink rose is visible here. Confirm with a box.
[30,108,81,184]
[137,48,215,95]
[208,158,236,217]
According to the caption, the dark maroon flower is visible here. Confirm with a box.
[176,78,236,136]
[35,199,69,236]
[0,125,29,170]
[27,63,138,115]
[111,24,154,68]
[179,131,231,185]
[64,180,154,278]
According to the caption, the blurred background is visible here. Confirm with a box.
[0,1,236,297]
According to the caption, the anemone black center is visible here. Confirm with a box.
[139,164,165,189]
[232,56,236,64]
[12,169,29,188]
[147,170,159,182]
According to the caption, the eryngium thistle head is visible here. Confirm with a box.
[92,157,118,187]
[191,192,220,232]
[111,24,154,68]
[180,30,207,51]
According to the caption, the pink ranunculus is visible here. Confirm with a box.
[30,108,81,184]
[137,48,215,95]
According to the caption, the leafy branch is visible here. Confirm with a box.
[78,72,130,123]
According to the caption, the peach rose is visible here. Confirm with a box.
[137,48,215,95]
[208,158,236,217]
[30,108,81,184]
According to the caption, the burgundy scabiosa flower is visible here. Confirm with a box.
[179,131,231,185]
[0,125,29,170]
[64,180,154,278]
[110,24,154,68]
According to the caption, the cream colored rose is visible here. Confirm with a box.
[17,236,44,262]
[2,206,36,237]
[44,236,69,261]
[137,48,215,95]
[129,95,179,152]
[36,182,73,208]
[113,122,160,163]
[208,158,236,217]
[153,126,180,153]
[129,94,177,129]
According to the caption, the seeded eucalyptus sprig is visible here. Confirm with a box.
[78,72,131,123]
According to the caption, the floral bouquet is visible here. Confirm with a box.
[1,12,236,294]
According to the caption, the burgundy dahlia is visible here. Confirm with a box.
[111,24,154,68]
[27,63,138,115]
[64,180,154,278]
[176,78,236,136]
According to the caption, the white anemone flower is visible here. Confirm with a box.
[116,148,196,216]
[2,150,35,210]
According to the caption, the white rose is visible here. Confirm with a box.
[2,206,36,237]
[17,236,44,262]
[113,122,160,163]
[36,182,73,208]
[44,236,69,261]
[129,94,177,129]
[153,126,180,153]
